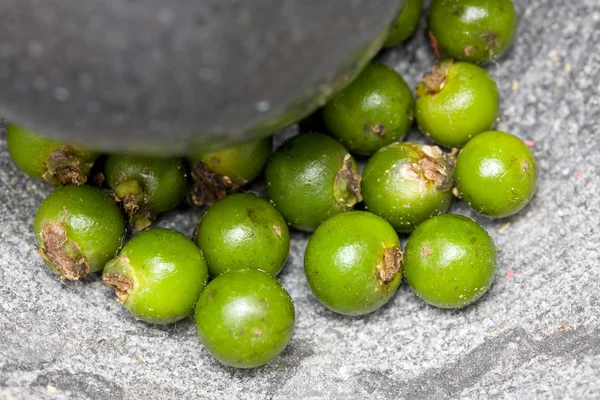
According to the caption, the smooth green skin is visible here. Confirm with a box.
[403,214,497,308]
[265,133,360,231]
[195,269,295,368]
[6,123,98,183]
[455,131,538,218]
[428,0,517,64]
[103,228,208,324]
[304,211,402,316]
[190,137,272,185]
[105,155,187,213]
[362,142,453,233]
[34,185,125,274]
[197,193,290,277]
[383,0,423,47]
[322,62,415,156]
[416,61,499,148]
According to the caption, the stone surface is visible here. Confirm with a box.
[1,0,599,398]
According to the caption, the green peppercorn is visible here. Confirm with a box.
[7,123,98,186]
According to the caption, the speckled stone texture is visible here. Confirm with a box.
[1,0,599,399]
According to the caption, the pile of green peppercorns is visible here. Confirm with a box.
[6,0,537,369]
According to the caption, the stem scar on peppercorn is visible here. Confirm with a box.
[103,259,135,304]
[416,60,453,97]
[364,123,386,137]
[39,222,90,280]
[376,247,403,288]
[334,154,362,208]
[422,247,433,258]
[400,145,453,194]
[45,145,93,186]
[189,160,238,207]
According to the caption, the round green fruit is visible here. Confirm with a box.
[416,60,499,148]
[195,269,295,368]
[265,132,362,231]
[428,0,517,64]
[34,185,125,280]
[362,142,453,233]
[103,228,209,324]
[196,193,290,277]
[403,213,497,308]
[189,137,272,206]
[105,155,187,231]
[7,123,98,186]
[383,0,423,47]
[322,62,415,156]
[304,211,403,316]
[455,130,538,218]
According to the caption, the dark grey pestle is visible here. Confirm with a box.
[0,0,404,155]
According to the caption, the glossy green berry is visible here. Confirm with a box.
[383,0,423,47]
[265,133,362,231]
[195,269,295,368]
[455,131,537,218]
[103,228,208,324]
[197,193,290,277]
[416,60,499,148]
[105,155,187,231]
[6,123,98,186]
[304,211,403,316]
[34,185,125,280]
[189,137,272,206]
[362,142,453,233]
[403,214,497,308]
[322,62,415,156]
[428,0,517,64]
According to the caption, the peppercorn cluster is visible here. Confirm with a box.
[6,0,536,369]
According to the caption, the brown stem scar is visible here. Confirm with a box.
[45,145,92,186]
[189,160,240,207]
[334,154,362,208]
[401,145,453,193]
[103,273,134,304]
[417,60,453,97]
[365,123,386,137]
[377,247,403,287]
[122,194,140,216]
[39,223,89,280]
[422,247,433,258]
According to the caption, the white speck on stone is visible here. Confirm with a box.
[32,76,47,90]
[53,87,70,102]
[255,100,271,113]
[27,41,44,58]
